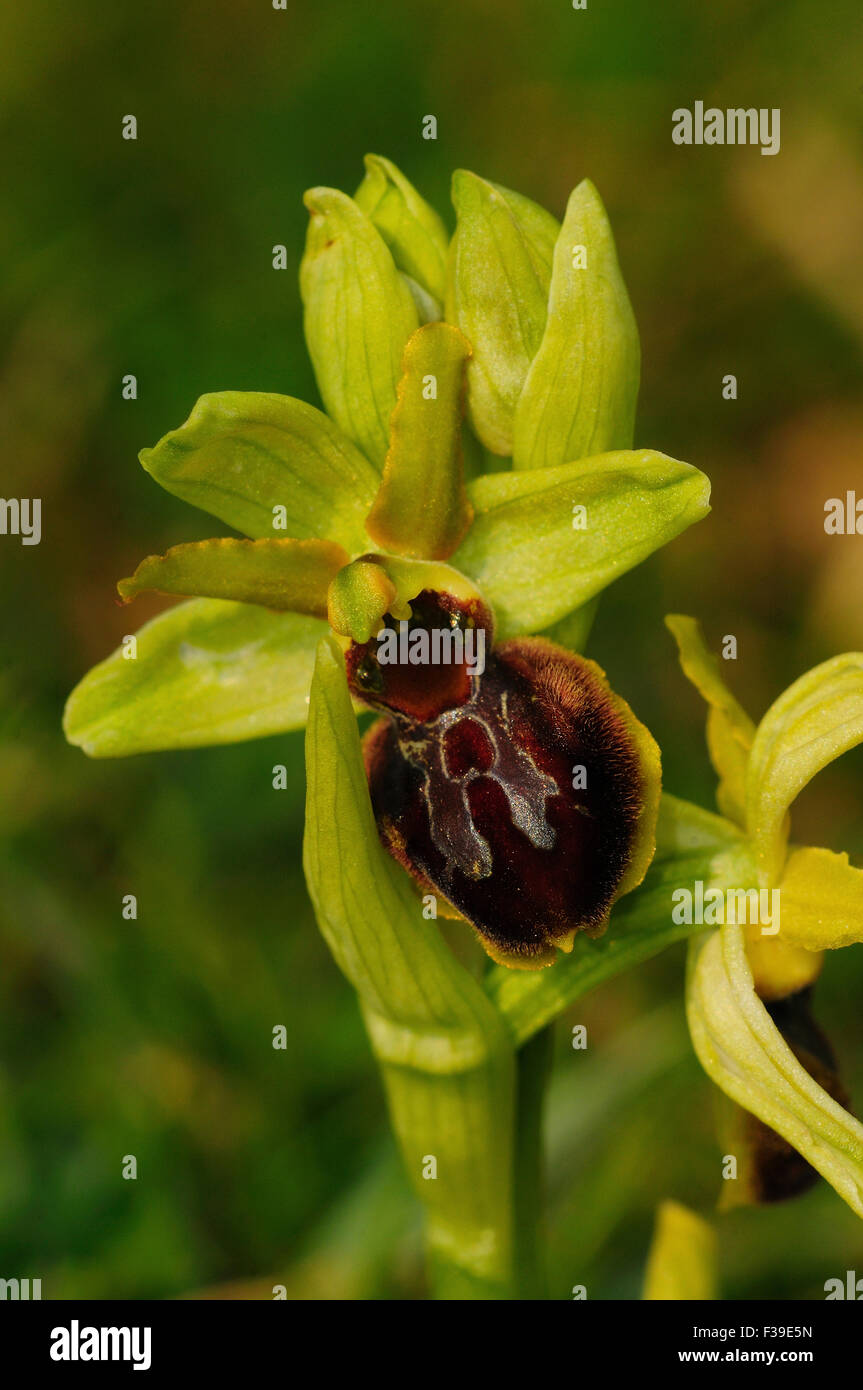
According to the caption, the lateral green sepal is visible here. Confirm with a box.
[63,599,326,757]
[454,451,710,639]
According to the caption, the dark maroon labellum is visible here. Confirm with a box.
[346,590,660,969]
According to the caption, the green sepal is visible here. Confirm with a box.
[665,614,756,825]
[139,391,380,552]
[446,170,558,455]
[300,187,419,469]
[354,154,449,307]
[512,179,640,470]
[364,323,474,560]
[454,450,710,639]
[118,537,349,617]
[687,920,863,1219]
[63,599,325,757]
[745,652,863,885]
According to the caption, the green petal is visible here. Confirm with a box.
[513,179,640,471]
[303,636,516,1297]
[643,1201,717,1301]
[779,845,863,950]
[687,920,863,1218]
[63,598,325,757]
[364,323,473,560]
[454,450,710,639]
[446,170,558,456]
[118,538,348,617]
[327,553,483,644]
[665,614,756,825]
[139,391,379,552]
[327,559,400,644]
[745,652,863,885]
[354,154,449,307]
[300,187,419,469]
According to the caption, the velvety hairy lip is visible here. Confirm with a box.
[348,590,660,969]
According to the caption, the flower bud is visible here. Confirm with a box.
[446,171,558,456]
[354,154,449,311]
[300,188,419,469]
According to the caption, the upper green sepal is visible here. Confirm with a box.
[139,391,379,553]
[300,187,419,469]
[446,170,558,456]
[513,179,640,470]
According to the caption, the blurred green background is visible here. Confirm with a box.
[2,0,862,1299]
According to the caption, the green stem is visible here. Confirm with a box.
[513,1023,554,1299]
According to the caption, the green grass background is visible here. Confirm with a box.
[1,0,862,1298]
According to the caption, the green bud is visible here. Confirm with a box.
[513,180,640,470]
[300,187,419,470]
[643,1201,717,1301]
[355,153,449,309]
[446,170,559,456]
